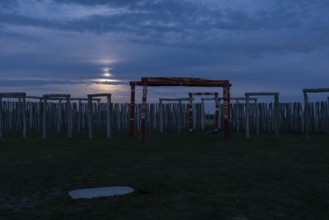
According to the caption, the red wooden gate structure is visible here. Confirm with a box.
[129,77,231,142]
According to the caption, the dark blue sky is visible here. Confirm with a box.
[1,0,329,102]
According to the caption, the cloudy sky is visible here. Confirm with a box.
[1,0,329,103]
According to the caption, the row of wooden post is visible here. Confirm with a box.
[1,93,329,139]
[0,93,111,139]
[1,100,328,134]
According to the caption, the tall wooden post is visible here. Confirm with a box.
[0,97,2,139]
[201,99,205,131]
[236,100,240,134]
[88,95,93,139]
[22,97,26,139]
[38,98,43,131]
[274,94,280,140]
[16,98,22,131]
[140,81,147,142]
[178,100,182,133]
[28,101,33,129]
[78,99,82,133]
[159,100,163,133]
[246,93,279,139]
[57,100,62,133]
[223,84,231,139]
[214,93,219,132]
[129,83,135,137]
[245,95,250,139]
[42,97,48,139]
[188,93,193,132]
[106,95,112,138]
[255,99,259,135]
[327,97,329,135]
[97,100,101,131]
[67,97,72,138]
[304,91,309,140]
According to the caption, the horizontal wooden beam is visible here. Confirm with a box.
[189,92,218,96]
[159,98,192,102]
[129,81,143,86]
[70,98,101,102]
[43,94,70,98]
[303,88,329,93]
[245,92,279,96]
[201,97,257,101]
[0,92,26,98]
[26,96,42,99]
[87,93,111,98]
[201,98,216,100]
[141,77,230,87]
[230,97,257,101]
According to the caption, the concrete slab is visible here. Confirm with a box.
[69,186,134,199]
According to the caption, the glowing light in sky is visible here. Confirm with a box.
[103,67,112,77]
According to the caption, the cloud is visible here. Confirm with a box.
[1,0,329,102]
[1,0,328,56]
[13,0,130,20]
[0,78,126,87]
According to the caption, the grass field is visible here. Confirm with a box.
[0,130,328,219]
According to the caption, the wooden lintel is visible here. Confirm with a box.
[71,98,101,102]
[26,96,42,99]
[43,94,70,98]
[245,92,279,96]
[0,92,26,98]
[159,98,190,101]
[141,77,229,87]
[303,88,329,93]
[87,93,111,98]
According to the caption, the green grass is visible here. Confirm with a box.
[0,130,329,219]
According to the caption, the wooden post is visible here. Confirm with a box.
[245,92,279,139]
[159,100,163,133]
[274,94,280,140]
[0,97,2,139]
[235,100,239,134]
[201,99,205,131]
[159,98,190,132]
[57,100,62,133]
[42,94,71,139]
[245,95,250,138]
[255,99,259,135]
[28,102,33,129]
[140,82,147,142]
[215,93,219,132]
[223,84,231,139]
[188,93,193,132]
[302,88,329,139]
[327,97,329,134]
[88,95,93,139]
[22,97,27,138]
[78,99,82,133]
[129,83,135,137]
[304,91,309,140]
[67,97,72,138]
[42,97,48,139]
[16,98,21,132]
[106,95,112,138]
[38,98,42,131]
[178,100,182,133]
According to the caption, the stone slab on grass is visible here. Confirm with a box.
[69,186,134,199]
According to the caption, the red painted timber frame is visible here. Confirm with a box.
[129,77,231,142]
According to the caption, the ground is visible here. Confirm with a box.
[0,130,328,219]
